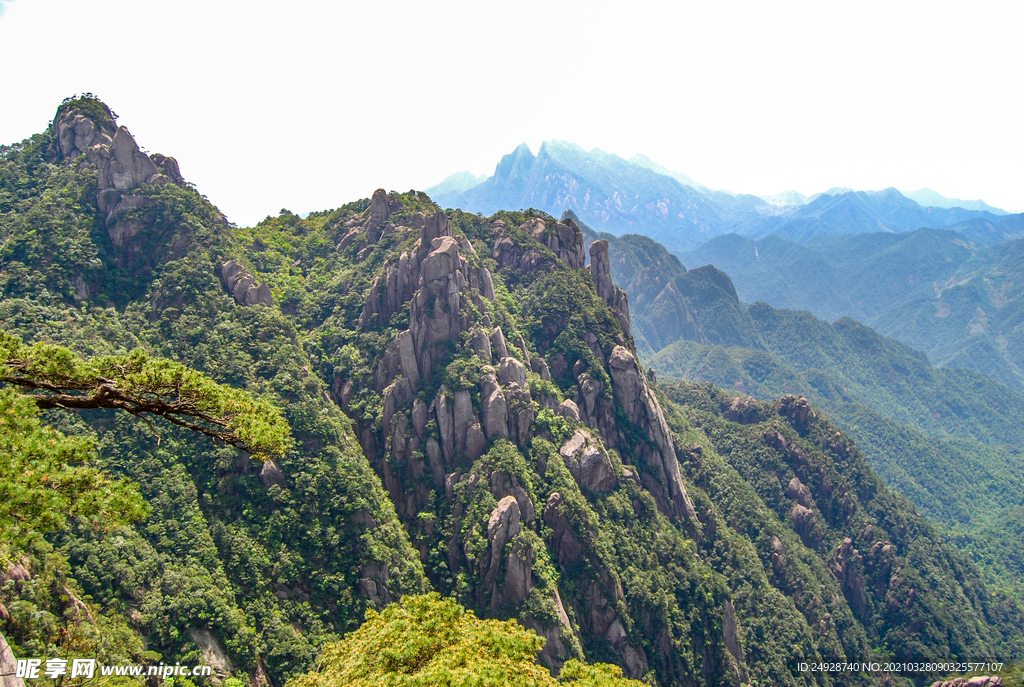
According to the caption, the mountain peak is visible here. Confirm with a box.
[51,95,119,161]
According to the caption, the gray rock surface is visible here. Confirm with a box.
[491,327,510,359]
[0,632,24,687]
[556,399,581,421]
[608,346,699,533]
[221,260,273,306]
[560,429,617,492]
[480,372,510,440]
[589,240,632,336]
[188,628,234,681]
[498,356,527,387]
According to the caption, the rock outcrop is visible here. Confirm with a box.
[484,496,533,608]
[221,260,273,306]
[52,99,187,267]
[930,678,1003,687]
[0,631,24,687]
[559,429,617,492]
[188,629,234,682]
[544,493,583,565]
[607,346,699,534]
[830,538,867,618]
[589,240,631,336]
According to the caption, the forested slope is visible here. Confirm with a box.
[1,97,1021,687]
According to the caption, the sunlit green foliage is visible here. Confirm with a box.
[0,331,293,459]
[289,593,642,687]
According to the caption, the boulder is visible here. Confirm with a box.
[221,260,273,306]
[368,188,390,229]
[454,390,474,456]
[790,504,819,548]
[433,387,455,463]
[503,538,533,604]
[498,356,528,387]
[588,240,632,335]
[787,477,812,507]
[478,267,496,300]
[779,395,812,425]
[830,538,867,618]
[397,330,420,388]
[560,429,617,492]
[480,373,510,440]
[725,396,761,425]
[412,399,427,438]
[589,240,616,301]
[515,333,530,361]
[504,383,535,445]
[491,327,510,359]
[0,630,24,687]
[544,493,583,564]
[465,422,486,460]
[188,629,234,681]
[471,327,493,363]
[421,237,460,283]
[530,356,551,380]
[769,536,788,575]
[485,496,522,584]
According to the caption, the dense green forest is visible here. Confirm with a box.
[1,96,1021,687]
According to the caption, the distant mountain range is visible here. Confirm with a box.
[428,142,1018,250]
[681,228,1024,394]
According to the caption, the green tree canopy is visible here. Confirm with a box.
[289,593,643,687]
[0,332,293,459]
[0,332,293,563]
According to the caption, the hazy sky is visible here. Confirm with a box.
[1,0,1022,224]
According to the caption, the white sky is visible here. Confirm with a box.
[1,0,1022,224]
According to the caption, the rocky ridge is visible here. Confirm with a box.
[328,193,719,678]
[51,99,190,269]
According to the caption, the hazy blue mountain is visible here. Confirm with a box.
[425,170,488,200]
[752,187,1001,242]
[430,144,1008,250]
[681,228,975,321]
[944,213,1024,245]
[872,238,1024,393]
[437,141,736,251]
[904,188,1008,215]
[759,190,811,207]
[626,153,704,189]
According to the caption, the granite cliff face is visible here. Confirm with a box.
[50,98,205,272]
[328,194,727,678]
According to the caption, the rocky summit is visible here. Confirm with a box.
[1,97,1023,687]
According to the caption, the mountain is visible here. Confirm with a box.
[431,141,735,252]
[2,97,1022,686]
[751,188,1002,242]
[681,228,1024,393]
[904,188,1008,215]
[566,210,765,355]
[873,237,1024,393]
[432,146,1009,250]
[606,246,1024,601]
[572,212,1024,602]
[425,170,488,198]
